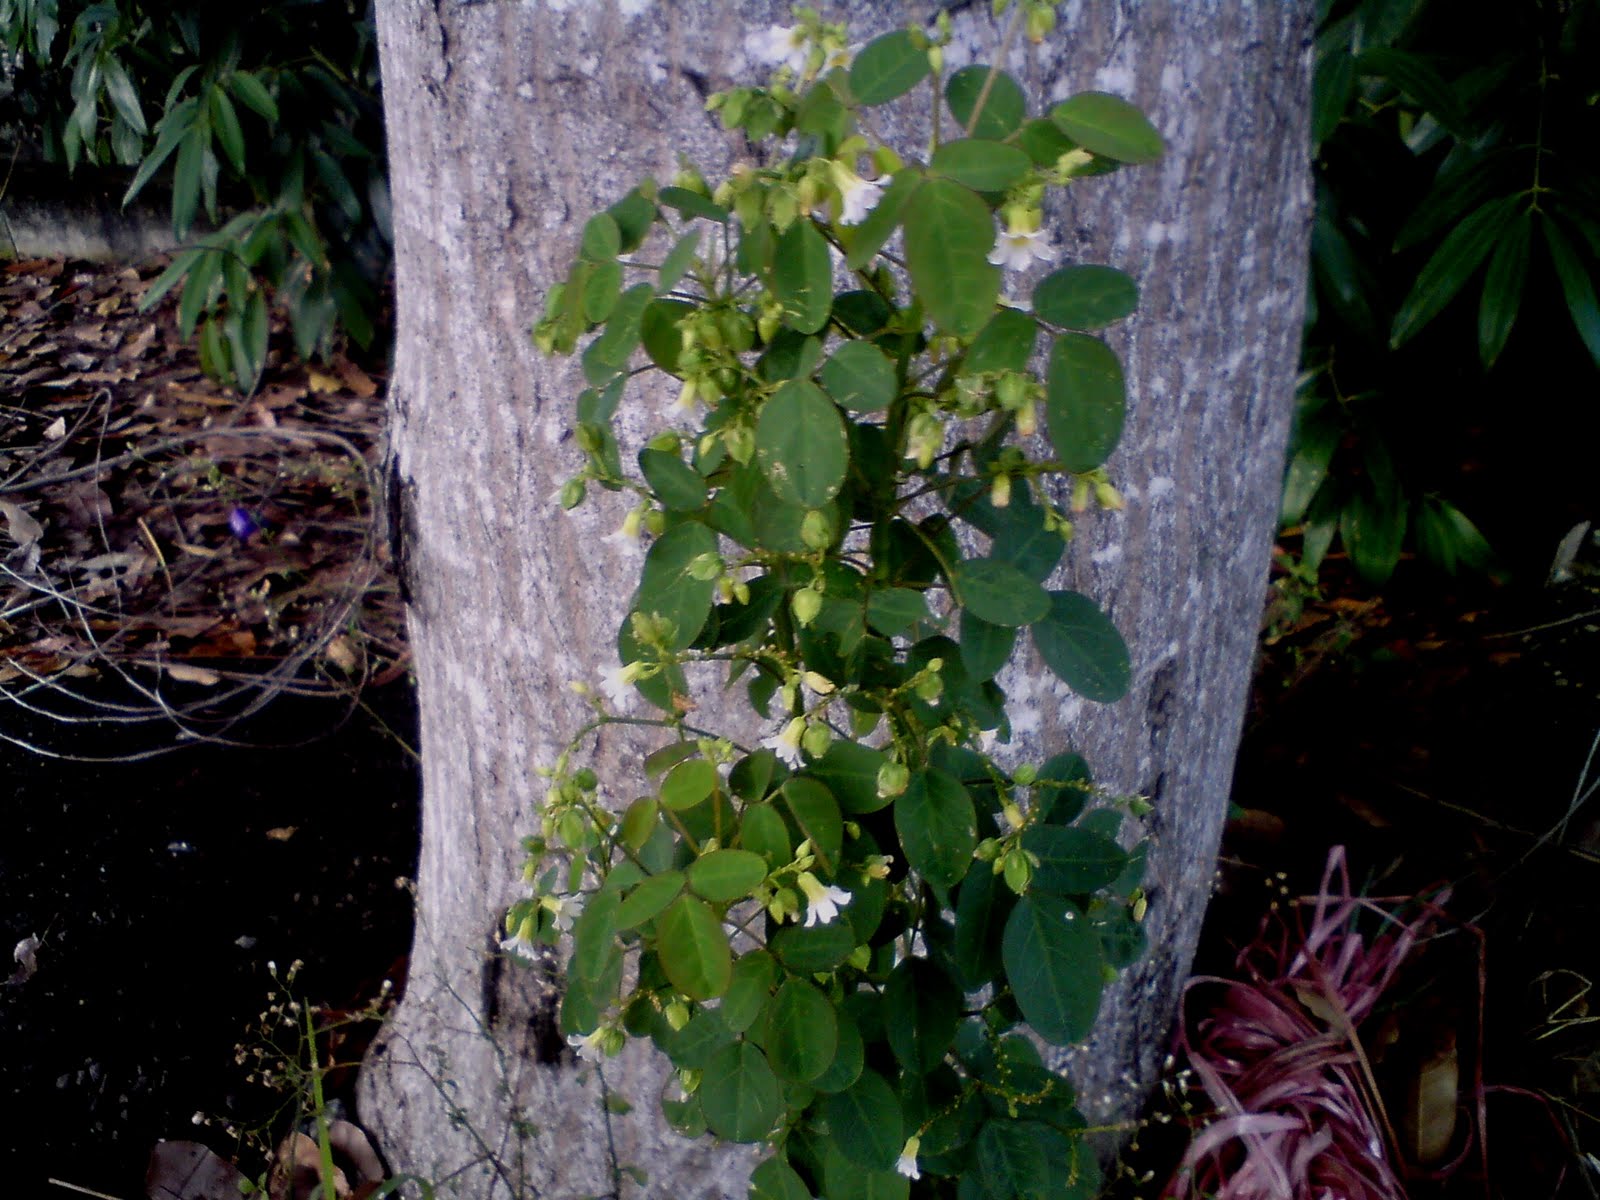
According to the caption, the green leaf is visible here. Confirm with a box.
[1036,753,1092,825]
[639,447,709,512]
[820,340,897,412]
[723,950,777,1034]
[101,57,146,136]
[582,260,623,323]
[946,66,1027,139]
[658,185,729,224]
[1022,826,1127,894]
[1477,210,1530,369]
[1044,333,1126,473]
[1414,494,1495,576]
[1390,196,1516,349]
[960,610,1017,682]
[809,741,890,815]
[616,871,686,930]
[764,979,839,1083]
[658,230,701,292]
[774,219,833,335]
[822,1148,908,1200]
[904,178,1001,338]
[1280,403,1341,526]
[1031,590,1130,702]
[661,1007,734,1070]
[740,802,793,869]
[930,139,1032,193]
[700,1042,780,1143]
[1015,118,1076,167]
[208,86,244,174]
[583,283,653,385]
[812,1007,865,1094]
[865,587,931,636]
[1050,92,1164,164]
[688,849,769,902]
[569,889,622,989]
[961,308,1037,376]
[1002,897,1104,1046]
[620,796,659,851]
[662,757,719,810]
[172,125,207,237]
[824,1070,904,1170]
[642,298,694,375]
[750,1157,812,1200]
[954,864,1014,989]
[955,558,1050,627]
[885,959,961,1075]
[844,169,919,270]
[780,777,843,872]
[657,895,732,1000]
[1341,476,1406,586]
[896,768,977,890]
[1032,266,1139,330]
[770,921,855,974]
[849,30,930,106]
[1543,218,1600,369]
[1312,47,1355,147]
[635,521,718,650]
[1355,47,1473,138]
[607,187,657,251]
[976,1119,1100,1200]
[226,71,278,123]
[757,379,849,508]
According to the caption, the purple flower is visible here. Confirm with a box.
[228,506,262,540]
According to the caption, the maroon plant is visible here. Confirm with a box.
[1163,847,1450,1200]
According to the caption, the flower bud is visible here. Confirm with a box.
[801,507,834,549]
[1012,763,1037,786]
[876,760,910,799]
[573,768,598,791]
[1095,479,1125,510]
[733,579,751,606]
[559,478,585,510]
[801,723,832,758]
[927,44,944,73]
[576,424,604,454]
[1026,4,1056,42]
[665,1000,690,1031]
[643,509,666,536]
[723,424,756,465]
[791,587,823,626]
[1003,846,1033,894]
[990,473,1012,509]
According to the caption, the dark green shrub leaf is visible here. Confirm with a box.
[774,219,833,334]
[688,849,769,902]
[954,864,1014,988]
[659,185,729,224]
[700,1042,780,1142]
[844,169,920,270]
[904,178,1000,338]
[1031,590,1130,702]
[1032,265,1139,330]
[824,1070,904,1169]
[770,921,855,973]
[779,777,843,871]
[960,610,1016,682]
[1390,196,1517,349]
[1477,210,1530,369]
[1022,826,1127,894]
[757,379,849,508]
[896,768,978,890]
[946,65,1027,139]
[764,979,839,1082]
[639,447,709,512]
[635,521,718,650]
[849,31,929,106]
[723,949,777,1034]
[1002,897,1104,1045]
[955,558,1050,627]
[809,740,890,815]
[885,958,961,1074]
[961,308,1037,376]
[930,138,1032,192]
[1543,217,1600,369]
[1044,332,1126,473]
[749,1157,812,1200]
[657,895,732,1000]
[820,340,898,411]
[1050,92,1164,164]
[811,1007,865,1093]
[865,587,931,636]
[616,870,685,930]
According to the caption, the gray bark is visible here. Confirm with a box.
[359,1,1312,1195]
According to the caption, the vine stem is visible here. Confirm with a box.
[963,3,1027,139]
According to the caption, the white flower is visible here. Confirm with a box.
[602,508,643,552]
[599,663,640,708]
[544,893,585,932]
[797,871,852,928]
[832,163,883,226]
[896,1137,922,1180]
[761,717,807,769]
[751,24,810,74]
[566,1030,606,1063]
[821,41,861,72]
[500,917,539,962]
[977,728,999,752]
[987,225,1057,272]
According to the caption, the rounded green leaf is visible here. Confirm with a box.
[960,609,1017,682]
[769,921,855,974]
[1044,332,1126,474]
[822,1147,908,1200]
[639,447,709,512]
[688,848,770,902]
[844,169,920,270]
[820,340,898,412]
[849,30,930,106]
[774,219,833,335]
[740,802,793,868]
[757,379,849,509]
[811,1008,865,1093]
[616,870,685,930]
[955,557,1050,627]
[661,757,718,810]
[657,895,732,1000]
[641,298,695,375]
[895,768,977,890]
[885,959,961,1075]
[977,1118,1100,1200]
[635,521,719,650]
[961,308,1038,376]
[809,740,891,815]
[903,178,1001,338]
[580,212,621,262]
[658,229,701,292]
[930,139,1032,192]
[619,796,659,851]
[1050,92,1164,164]
[1031,590,1131,702]
[824,1070,904,1170]
[700,1042,781,1143]
[1032,265,1139,330]
[954,862,1014,989]
[1001,896,1105,1046]
[780,777,843,872]
[1021,826,1128,894]
[764,979,839,1082]
[865,587,932,636]
[661,1007,734,1070]
[722,949,777,1034]
[945,65,1027,139]
[750,1157,812,1200]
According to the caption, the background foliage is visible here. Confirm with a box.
[1290,0,1600,587]
[0,0,388,392]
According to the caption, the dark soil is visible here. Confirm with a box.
[0,678,420,1196]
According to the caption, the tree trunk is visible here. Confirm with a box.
[359,2,1312,1195]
